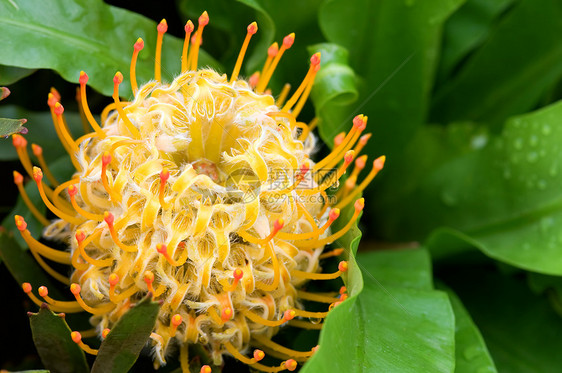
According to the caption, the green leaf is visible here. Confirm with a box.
[0,0,220,97]
[302,248,455,373]
[0,65,36,85]
[0,117,27,137]
[443,266,562,372]
[91,295,160,373]
[438,284,497,373]
[29,304,89,373]
[317,0,465,160]
[432,0,562,125]
[0,232,65,300]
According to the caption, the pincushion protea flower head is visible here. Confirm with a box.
[11,12,384,372]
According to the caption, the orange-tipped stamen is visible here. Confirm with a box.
[181,20,194,72]
[200,365,212,373]
[224,341,265,365]
[155,19,167,82]
[37,286,83,313]
[78,72,106,138]
[100,152,123,203]
[230,22,258,82]
[319,247,345,260]
[300,150,355,195]
[75,87,90,134]
[242,308,295,327]
[334,132,346,147]
[189,11,209,70]
[71,331,98,355]
[15,215,71,264]
[223,268,244,292]
[292,69,318,118]
[261,43,278,82]
[102,328,111,339]
[144,271,155,294]
[104,212,137,252]
[13,171,50,226]
[70,283,115,315]
[239,218,284,245]
[257,34,295,93]
[276,83,291,107]
[170,314,182,338]
[112,72,140,138]
[353,133,372,156]
[32,168,83,225]
[108,273,138,303]
[249,71,260,89]
[335,157,385,209]
[277,208,339,240]
[158,168,171,209]
[130,38,144,95]
[75,230,113,267]
[282,53,320,112]
[22,283,44,307]
[68,185,104,221]
[53,103,81,169]
[251,359,298,372]
[252,334,315,359]
[31,144,59,187]
[156,243,188,266]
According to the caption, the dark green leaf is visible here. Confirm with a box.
[29,304,89,373]
[432,0,562,125]
[91,295,160,373]
[0,65,36,85]
[0,0,219,97]
[0,117,27,137]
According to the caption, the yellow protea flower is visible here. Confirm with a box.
[11,11,385,372]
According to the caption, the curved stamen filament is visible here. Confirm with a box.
[112,72,140,138]
[222,268,244,292]
[14,215,71,264]
[68,185,104,221]
[21,283,44,307]
[335,156,385,209]
[242,309,295,327]
[169,314,182,338]
[299,117,318,141]
[292,261,348,280]
[277,208,339,240]
[31,144,59,187]
[181,20,194,72]
[155,19,167,82]
[32,167,83,225]
[79,72,105,138]
[252,334,315,359]
[292,309,329,319]
[297,290,339,303]
[260,43,278,85]
[13,171,50,226]
[75,230,113,267]
[299,150,355,196]
[158,168,171,209]
[256,243,280,292]
[224,341,265,365]
[37,286,83,313]
[156,243,188,266]
[339,155,367,199]
[130,38,144,95]
[282,53,320,112]
[250,360,298,372]
[189,11,209,70]
[70,283,115,315]
[257,34,295,93]
[231,22,258,82]
[71,331,98,355]
[352,133,372,157]
[101,152,123,203]
[108,273,139,303]
[144,271,155,294]
[318,248,345,260]
[29,250,69,285]
[104,212,137,252]
[239,218,284,245]
[53,103,81,170]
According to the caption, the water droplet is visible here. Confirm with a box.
[308,317,322,324]
[513,137,523,150]
[543,125,552,135]
[529,135,538,147]
[527,152,538,163]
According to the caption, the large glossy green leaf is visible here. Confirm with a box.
[390,99,562,274]
[29,304,89,373]
[302,248,455,373]
[432,0,562,125]
[0,65,36,85]
[317,0,465,161]
[443,266,562,372]
[91,295,160,373]
[0,0,219,97]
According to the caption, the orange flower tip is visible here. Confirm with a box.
[53,102,64,116]
[13,171,23,185]
[221,306,233,321]
[344,150,355,164]
[283,33,295,49]
[355,155,368,170]
[113,72,124,85]
[339,286,347,295]
[68,184,78,197]
[31,144,43,156]
[354,198,365,211]
[143,271,155,284]
[233,268,244,280]
[374,155,386,170]
[12,134,27,148]
[102,151,112,166]
[185,20,194,33]
[332,301,342,308]
[190,34,198,45]
[247,21,258,35]
[103,211,115,225]
[70,283,81,295]
[310,52,321,66]
[339,293,348,301]
[160,168,170,182]
[157,19,168,33]
[156,243,167,255]
[14,215,27,231]
[134,38,144,51]
[199,11,209,26]
[200,366,212,373]
[75,231,86,245]
[338,261,349,272]
[333,248,345,256]
[352,114,365,129]
[274,218,284,231]
[22,282,32,294]
[249,72,260,88]
[334,132,345,146]
[329,208,340,221]
[79,71,88,85]
[285,359,297,371]
[359,133,372,145]
[102,328,111,339]
[71,331,82,344]
[1,86,10,100]
[32,167,43,182]
[268,42,279,57]
[283,309,296,321]
[253,349,265,362]
[47,93,58,107]
[38,286,48,298]
[171,314,183,327]
[108,273,119,286]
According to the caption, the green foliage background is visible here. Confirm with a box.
[1,0,562,372]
